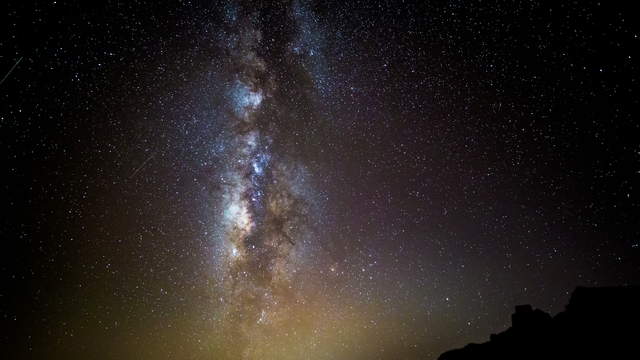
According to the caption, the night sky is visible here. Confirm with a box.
[3,1,639,359]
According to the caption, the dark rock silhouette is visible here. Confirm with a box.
[439,286,640,360]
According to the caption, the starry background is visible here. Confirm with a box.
[2,1,639,359]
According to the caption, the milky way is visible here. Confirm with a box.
[212,3,317,358]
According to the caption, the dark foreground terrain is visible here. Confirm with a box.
[439,286,640,360]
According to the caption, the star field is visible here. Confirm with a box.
[2,1,639,359]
